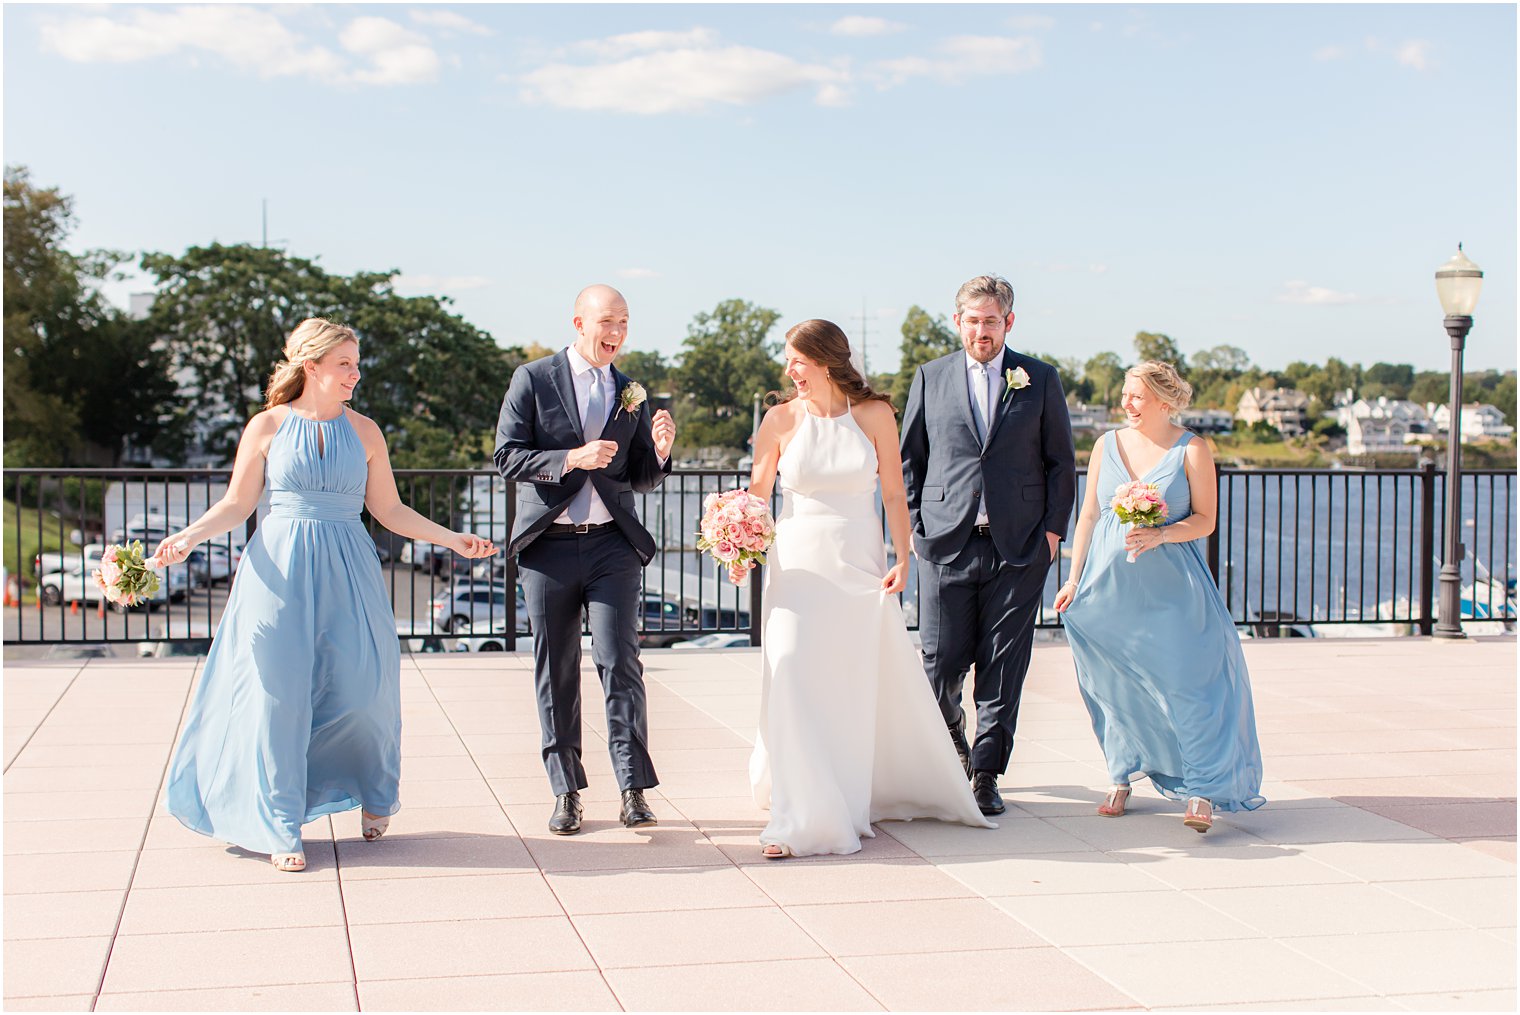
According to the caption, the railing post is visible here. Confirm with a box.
[1418,459,1436,637]
[1208,467,1223,585]
[748,570,763,647]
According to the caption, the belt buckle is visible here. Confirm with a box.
[572,523,592,534]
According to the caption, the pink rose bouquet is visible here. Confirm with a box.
[1110,480,1168,563]
[92,541,162,607]
[697,489,776,586]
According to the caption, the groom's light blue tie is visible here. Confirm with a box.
[973,363,993,443]
[567,369,608,524]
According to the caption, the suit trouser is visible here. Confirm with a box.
[518,527,658,796]
[918,531,1050,775]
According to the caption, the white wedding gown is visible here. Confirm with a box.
[749,406,994,857]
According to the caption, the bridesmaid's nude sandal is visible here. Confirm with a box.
[761,843,792,860]
[1097,785,1132,817]
[271,852,307,872]
[1183,797,1214,833]
[361,812,391,842]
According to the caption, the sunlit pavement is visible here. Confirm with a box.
[3,638,1515,1011]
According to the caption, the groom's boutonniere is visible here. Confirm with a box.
[618,381,648,419]
[1004,366,1031,399]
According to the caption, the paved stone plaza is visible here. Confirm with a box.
[3,638,1515,1011]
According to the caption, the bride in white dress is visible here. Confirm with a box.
[739,319,993,859]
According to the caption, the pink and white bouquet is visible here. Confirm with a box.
[697,489,776,585]
[92,541,162,607]
[1110,480,1168,563]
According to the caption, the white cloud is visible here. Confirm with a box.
[40,6,346,80]
[340,16,439,85]
[409,9,493,37]
[393,273,493,292]
[616,268,660,279]
[1277,281,1360,306]
[829,16,907,37]
[38,6,446,86]
[1004,15,1056,31]
[1393,39,1433,72]
[570,28,718,57]
[876,35,1042,85]
[522,31,847,114]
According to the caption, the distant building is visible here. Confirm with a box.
[1345,416,1420,455]
[1335,395,1430,433]
[1236,387,1310,436]
[1179,407,1233,434]
[1066,402,1115,433]
[1428,403,1516,441]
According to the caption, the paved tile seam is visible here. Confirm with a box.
[1,663,85,776]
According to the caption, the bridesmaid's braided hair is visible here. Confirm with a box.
[771,319,895,413]
[264,318,359,409]
[1128,361,1193,420]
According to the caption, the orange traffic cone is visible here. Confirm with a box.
[70,600,80,615]
[97,600,107,619]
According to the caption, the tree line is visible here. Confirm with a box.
[5,167,1514,471]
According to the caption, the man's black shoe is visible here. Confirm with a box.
[549,791,583,835]
[948,720,972,779]
[971,772,1006,816]
[619,789,658,828]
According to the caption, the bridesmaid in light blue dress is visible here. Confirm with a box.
[1055,361,1264,832]
[154,319,497,872]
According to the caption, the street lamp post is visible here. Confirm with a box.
[1432,246,1484,639]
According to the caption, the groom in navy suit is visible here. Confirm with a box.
[494,284,676,834]
[900,274,1076,815]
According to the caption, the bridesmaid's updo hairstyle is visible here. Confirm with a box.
[264,318,359,409]
[1128,360,1193,418]
[775,319,895,412]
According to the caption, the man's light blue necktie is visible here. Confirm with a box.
[566,369,608,524]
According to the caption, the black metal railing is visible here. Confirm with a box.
[4,464,1514,649]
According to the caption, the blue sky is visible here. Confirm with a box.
[5,3,1515,374]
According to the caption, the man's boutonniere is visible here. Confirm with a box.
[618,381,648,419]
[1004,366,1031,399]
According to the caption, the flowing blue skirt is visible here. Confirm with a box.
[1063,520,1265,812]
[166,514,402,854]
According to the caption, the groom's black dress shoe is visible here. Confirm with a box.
[549,792,583,835]
[948,721,972,779]
[972,772,1006,816]
[619,789,658,828]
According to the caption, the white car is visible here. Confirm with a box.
[39,544,190,608]
[431,582,529,634]
[672,632,752,650]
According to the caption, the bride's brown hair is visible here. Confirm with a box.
[771,319,895,412]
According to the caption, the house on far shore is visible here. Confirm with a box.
[1179,407,1234,434]
[1067,402,1115,433]
[1345,416,1421,455]
[1236,387,1310,436]
[1427,402,1516,442]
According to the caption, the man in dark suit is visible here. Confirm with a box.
[900,274,1077,815]
[494,284,676,834]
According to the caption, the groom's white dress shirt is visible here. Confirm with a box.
[557,345,615,526]
[965,352,1001,526]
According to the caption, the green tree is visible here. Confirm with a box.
[1192,345,1252,372]
[1133,331,1187,374]
[890,306,959,409]
[141,243,513,467]
[670,299,784,451]
[1083,351,1125,406]
[1363,362,1415,397]
[3,166,174,465]
[617,349,671,393]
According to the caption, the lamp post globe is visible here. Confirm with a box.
[1432,246,1483,639]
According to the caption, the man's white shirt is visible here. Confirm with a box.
[964,351,1002,526]
[557,345,615,525]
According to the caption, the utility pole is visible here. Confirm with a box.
[261,199,268,248]
[853,299,869,375]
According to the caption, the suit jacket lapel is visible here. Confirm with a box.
[948,357,984,447]
[550,350,584,442]
[984,349,1020,446]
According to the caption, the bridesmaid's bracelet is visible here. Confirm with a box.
[1060,580,1078,591]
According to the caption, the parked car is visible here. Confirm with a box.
[684,605,752,630]
[430,582,529,634]
[185,544,240,586]
[639,596,687,648]
[452,619,534,653]
[401,540,474,576]
[38,544,190,608]
[672,632,752,649]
